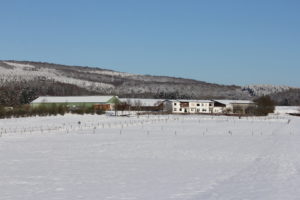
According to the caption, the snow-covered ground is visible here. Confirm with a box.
[1,114,300,200]
[275,106,300,114]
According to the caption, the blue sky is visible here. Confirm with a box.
[0,0,299,87]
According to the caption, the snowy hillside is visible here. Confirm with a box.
[0,61,114,92]
[242,84,293,96]
[1,114,300,199]
[0,60,250,100]
[1,60,299,106]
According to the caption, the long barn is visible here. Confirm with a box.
[30,96,120,111]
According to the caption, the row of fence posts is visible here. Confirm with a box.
[0,115,294,137]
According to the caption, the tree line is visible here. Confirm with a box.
[0,104,105,119]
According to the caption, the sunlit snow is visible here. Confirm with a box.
[0,112,300,200]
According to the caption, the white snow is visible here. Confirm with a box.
[275,106,300,114]
[0,114,300,200]
[85,69,135,78]
[3,62,36,69]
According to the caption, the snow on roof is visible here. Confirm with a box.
[213,100,254,105]
[31,96,116,104]
[165,99,213,103]
[180,99,212,103]
[119,98,164,106]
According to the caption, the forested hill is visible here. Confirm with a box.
[0,60,299,106]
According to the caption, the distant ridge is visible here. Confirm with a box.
[0,60,299,106]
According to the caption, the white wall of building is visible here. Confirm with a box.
[164,100,254,114]
[164,100,214,114]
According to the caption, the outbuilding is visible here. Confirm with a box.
[212,100,255,114]
[30,96,120,111]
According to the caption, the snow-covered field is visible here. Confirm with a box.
[1,113,300,200]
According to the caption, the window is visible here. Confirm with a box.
[202,103,204,106]
[197,104,200,106]
[179,108,182,111]
[174,103,177,106]
[209,103,212,106]
[202,109,207,112]
[197,109,200,112]
[174,108,177,111]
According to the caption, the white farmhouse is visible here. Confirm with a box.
[163,100,214,114]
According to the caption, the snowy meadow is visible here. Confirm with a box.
[0,113,300,200]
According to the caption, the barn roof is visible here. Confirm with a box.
[213,100,254,105]
[165,99,213,103]
[31,96,117,104]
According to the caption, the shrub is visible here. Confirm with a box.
[233,106,244,114]
[84,106,96,115]
[49,104,58,116]
[95,109,105,115]
[58,105,67,115]
[0,106,5,118]
[253,96,275,116]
